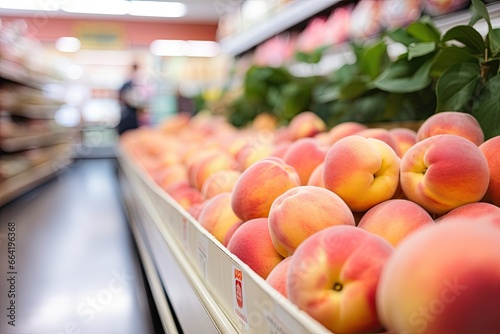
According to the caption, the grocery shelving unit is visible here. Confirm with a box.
[0,59,74,206]
[118,149,331,334]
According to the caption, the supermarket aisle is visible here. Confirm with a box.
[0,159,157,334]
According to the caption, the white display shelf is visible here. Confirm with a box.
[219,0,341,56]
[0,58,44,89]
[117,148,332,334]
[0,130,71,152]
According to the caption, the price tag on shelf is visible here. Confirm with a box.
[232,264,250,332]
[181,217,189,250]
[197,235,208,280]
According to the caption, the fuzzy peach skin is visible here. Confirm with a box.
[356,128,401,157]
[377,216,500,334]
[222,220,243,247]
[235,141,274,171]
[358,199,434,247]
[400,134,490,215]
[198,192,242,244]
[287,111,326,140]
[326,122,368,145]
[307,162,325,187]
[480,136,500,206]
[201,170,241,199]
[416,111,484,145]
[165,181,205,210]
[435,202,500,223]
[323,135,401,212]
[231,157,301,222]
[227,218,284,279]
[389,127,417,158]
[283,138,328,185]
[268,185,355,257]
[155,163,189,190]
[265,256,293,298]
[188,150,238,190]
[287,225,394,334]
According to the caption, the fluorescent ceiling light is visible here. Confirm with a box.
[150,40,220,57]
[186,41,221,57]
[0,0,59,11]
[129,1,186,18]
[61,0,130,15]
[55,37,81,53]
[150,40,189,57]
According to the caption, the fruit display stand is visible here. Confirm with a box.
[117,147,332,334]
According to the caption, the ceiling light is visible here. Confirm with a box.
[129,1,186,18]
[186,41,221,57]
[61,0,130,15]
[0,0,59,11]
[55,37,81,53]
[150,40,189,57]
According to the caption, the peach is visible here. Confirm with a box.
[201,170,241,199]
[436,202,500,223]
[287,225,394,334]
[268,185,355,257]
[222,220,243,247]
[356,128,401,156]
[416,111,484,145]
[198,192,241,244]
[235,140,274,171]
[270,141,292,159]
[400,134,490,215]
[227,218,284,279]
[287,111,326,140]
[165,181,205,210]
[326,121,367,145]
[187,201,206,220]
[154,163,188,190]
[231,157,301,221]
[323,135,401,212]
[307,162,325,187]
[377,216,500,334]
[188,150,238,190]
[480,136,500,206]
[265,256,293,298]
[389,127,417,157]
[283,138,328,185]
[358,199,434,247]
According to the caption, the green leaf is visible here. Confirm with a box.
[295,45,330,64]
[386,28,418,46]
[407,20,441,43]
[472,76,500,139]
[431,47,478,77]
[442,25,485,55]
[339,80,369,100]
[359,40,389,79]
[408,42,436,60]
[469,0,492,30]
[483,59,500,79]
[373,57,433,93]
[313,84,340,103]
[435,62,481,112]
[488,28,500,56]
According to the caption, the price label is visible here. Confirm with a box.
[232,265,249,332]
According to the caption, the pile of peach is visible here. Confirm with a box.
[121,111,500,334]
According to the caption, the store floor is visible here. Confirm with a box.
[0,159,158,334]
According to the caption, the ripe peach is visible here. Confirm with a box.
[231,157,301,222]
[265,256,293,298]
[356,128,401,156]
[201,170,241,199]
[358,199,434,247]
[198,193,241,244]
[307,162,325,187]
[287,111,326,140]
[222,220,243,247]
[227,218,284,279]
[377,216,500,334]
[154,163,188,190]
[288,225,394,334]
[165,181,205,210]
[235,141,274,171]
[326,121,368,145]
[436,202,500,223]
[400,134,490,215]
[269,186,355,257]
[323,135,401,212]
[283,138,328,185]
[480,136,500,206]
[416,111,484,145]
[188,150,238,190]
[389,127,417,157]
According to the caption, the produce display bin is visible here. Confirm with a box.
[117,148,332,334]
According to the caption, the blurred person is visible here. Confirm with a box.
[117,63,147,135]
